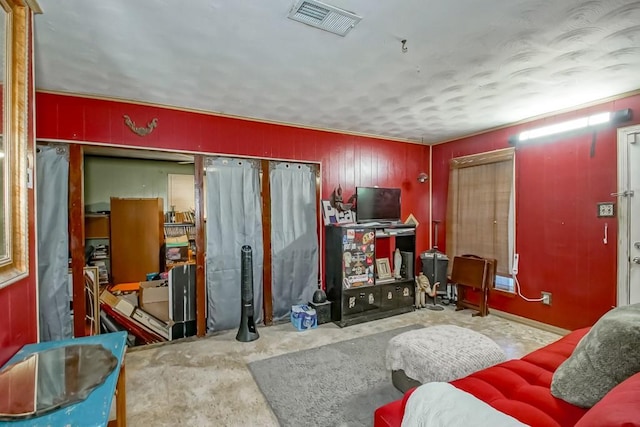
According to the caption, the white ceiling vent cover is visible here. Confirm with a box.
[288,0,362,37]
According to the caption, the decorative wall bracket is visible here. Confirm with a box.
[123,115,158,136]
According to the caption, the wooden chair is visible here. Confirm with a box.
[450,254,496,317]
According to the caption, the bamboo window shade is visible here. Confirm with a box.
[446,148,514,276]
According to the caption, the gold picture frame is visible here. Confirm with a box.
[0,1,31,289]
[376,257,392,279]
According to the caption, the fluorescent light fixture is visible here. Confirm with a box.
[518,117,589,141]
[510,108,632,144]
[588,112,611,126]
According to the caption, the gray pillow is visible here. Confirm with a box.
[551,303,640,408]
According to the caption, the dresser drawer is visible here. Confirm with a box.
[343,287,381,316]
[380,282,414,310]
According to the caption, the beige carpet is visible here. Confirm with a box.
[124,306,561,426]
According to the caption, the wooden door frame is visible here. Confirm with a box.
[69,144,87,337]
[617,124,640,306]
[260,160,322,325]
[194,155,206,335]
[65,144,322,337]
[65,145,207,337]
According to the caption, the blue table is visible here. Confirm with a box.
[0,332,128,427]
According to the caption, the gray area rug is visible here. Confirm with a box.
[248,324,422,427]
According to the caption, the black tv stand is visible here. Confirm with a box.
[325,223,416,327]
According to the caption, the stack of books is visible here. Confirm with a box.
[174,211,195,223]
[91,260,109,285]
[164,224,196,241]
[91,244,109,260]
[165,210,195,224]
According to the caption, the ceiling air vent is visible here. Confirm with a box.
[288,0,362,37]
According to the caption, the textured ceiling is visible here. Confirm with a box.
[34,0,640,143]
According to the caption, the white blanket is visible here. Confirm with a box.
[401,382,529,427]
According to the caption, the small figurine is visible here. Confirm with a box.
[394,248,402,279]
[331,184,353,212]
[415,272,439,308]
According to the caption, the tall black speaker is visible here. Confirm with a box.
[420,249,449,297]
[169,264,197,339]
[400,251,414,280]
[236,245,259,342]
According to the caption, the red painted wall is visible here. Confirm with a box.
[432,93,640,330]
[0,14,38,366]
[35,91,639,332]
[35,92,432,283]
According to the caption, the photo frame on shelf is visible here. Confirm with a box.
[404,213,419,227]
[376,257,392,279]
[321,200,338,225]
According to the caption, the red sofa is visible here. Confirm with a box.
[374,327,640,427]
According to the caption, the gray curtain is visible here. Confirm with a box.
[205,157,263,332]
[270,162,319,321]
[36,144,71,341]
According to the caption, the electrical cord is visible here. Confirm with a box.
[514,274,545,302]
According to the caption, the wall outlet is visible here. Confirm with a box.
[541,291,552,305]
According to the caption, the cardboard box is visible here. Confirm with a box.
[131,308,170,340]
[139,280,170,322]
[102,283,194,341]
[101,288,171,341]
[290,305,317,331]
[166,235,189,262]
[131,307,198,341]
[100,289,135,317]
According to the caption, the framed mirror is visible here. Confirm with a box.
[0,0,29,288]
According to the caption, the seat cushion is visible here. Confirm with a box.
[449,328,590,427]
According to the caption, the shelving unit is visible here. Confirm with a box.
[164,223,196,240]
[325,223,416,327]
[164,222,196,267]
[85,213,111,285]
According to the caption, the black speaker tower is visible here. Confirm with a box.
[236,245,259,342]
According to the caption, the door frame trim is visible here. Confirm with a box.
[617,124,640,306]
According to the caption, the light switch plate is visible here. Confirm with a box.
[597,202,615,218]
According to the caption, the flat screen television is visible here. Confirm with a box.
[356,187,401,222]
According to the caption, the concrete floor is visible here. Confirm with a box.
[124,307,561,426]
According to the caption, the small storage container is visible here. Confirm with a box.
[291,305,318,331]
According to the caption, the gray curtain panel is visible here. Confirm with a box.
[270,162,319,321]
[36,144,72,341]
[205,157,264,332]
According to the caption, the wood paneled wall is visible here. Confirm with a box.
[432,93,640,330]
[35,91,432,291]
